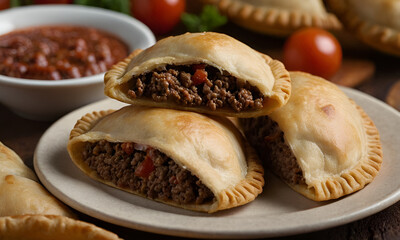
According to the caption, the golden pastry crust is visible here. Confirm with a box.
[328,0,400,56]
[0,142,37,181]
[0,215,122,240]
[68,107,264,213]
[243,72,382,201]
[291,101,383,201]
[0,142,76,218]
[0,175,76,218]
[104,32,291,118]
[203,0,341,36]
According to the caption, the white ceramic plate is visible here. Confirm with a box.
[34,88,400,239]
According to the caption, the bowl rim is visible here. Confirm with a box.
[0,4,155,87]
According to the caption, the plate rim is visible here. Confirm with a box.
[34,87,400,239]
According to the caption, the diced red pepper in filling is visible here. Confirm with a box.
[191,68,208,85]
[135,155,155,178]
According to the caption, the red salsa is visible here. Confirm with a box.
[0,25,129,80]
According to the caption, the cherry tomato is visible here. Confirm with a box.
[33,0,72,4]
[130,0,185,35]
[283,27,342,79]
[0,0,10,10]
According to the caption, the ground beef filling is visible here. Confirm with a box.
[82,140,215,205]
[241,117,305,185]
[127,64,264,112]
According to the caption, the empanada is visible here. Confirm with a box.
[67,107,264,213]
[104,32,291,118]
[328,0,400,56]
[240,72,382,201]
[202,0,341,36]
[0,215,121,240]
[0,142,37,181]
[0,142,75,218]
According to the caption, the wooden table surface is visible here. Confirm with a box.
[1,2,400,239]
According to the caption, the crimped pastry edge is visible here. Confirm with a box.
[290,99,383,201]
[68,109,264,213]
[327,0,400,56]
[203,0,341,36]
[104,48,291,118]
[0,215,121,240]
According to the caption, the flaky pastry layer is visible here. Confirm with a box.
[261,72,382,201]
[328,0,400,56]
[104,32,291,118]
[68,107,264,212]
[203,0,341,36]
[0,215,121,240]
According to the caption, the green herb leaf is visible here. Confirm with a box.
[74,0,130,15]
[10,0,32,7]
[181,5,227,32]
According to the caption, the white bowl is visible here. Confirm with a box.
[0,5,155,121]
